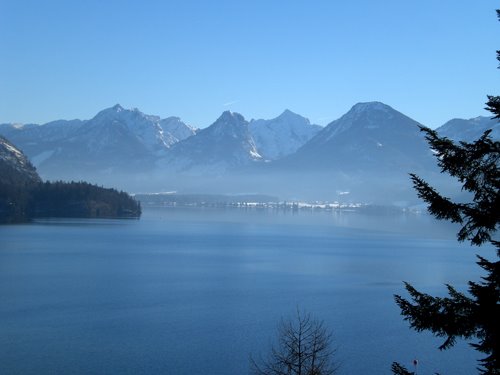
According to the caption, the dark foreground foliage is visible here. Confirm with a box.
[0,180,141,223]
[393,9,500,374]
[394,127,499,373]
[391,362,415,375]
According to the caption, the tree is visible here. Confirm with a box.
[251,310,338,375]
[391,362,415,375]
[393,125,500,375]
[393,11,500,374]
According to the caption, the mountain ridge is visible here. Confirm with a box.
[0,105,197,181]
[436,115,499,142]
[158,110,262,174]
[1,102,497,204]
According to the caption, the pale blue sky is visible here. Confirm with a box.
[1,0,498,128]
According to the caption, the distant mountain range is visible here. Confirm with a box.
[0,102,498,205]
[0,104,197,178]
[437,116,499,141]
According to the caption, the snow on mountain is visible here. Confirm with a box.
[0,105,197,181]
[73,104,168,155]
[3,102,489,203]
[260,102,441,204]
[0,136,41,185]
[85,105,197,152]
[249,109,321,160]
[436,116,499,142]
[159,116,197,146]
[159,111,262,174]
[288,101,434,171]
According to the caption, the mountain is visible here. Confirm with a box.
[0,136,41,186]
[0,135,42,222]
[0,119,85,165]
[72,105,196,155]
[158,111,262,174]
[436,116,499,142]
[0,119,83,143]
[1,102,481,204]
[249,110,322,160]
[53,105,167,175]
[160,116,199,145]
[261,102,440,203]
[0,105,197,182]
[0,107,321,184]
[284,102,434,172]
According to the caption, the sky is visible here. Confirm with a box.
[1,0,499,128]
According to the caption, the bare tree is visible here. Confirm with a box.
[251,310,338,375]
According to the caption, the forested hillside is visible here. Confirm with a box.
[0,136,141,223]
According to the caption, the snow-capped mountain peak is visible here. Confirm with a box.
[80,104,198,153]
[208,111,249,139]
[80,105,165,154]
[159,117,197,145]
[0,105,197,181]
[112,103,124,112]
[93,104,160,124]
[158,110,261,173]
[249,110,321,160]
[94,104,126,118]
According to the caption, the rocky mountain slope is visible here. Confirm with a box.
[0,136,42,186]
[283,102,435,173]
[0,105,197,180]
[249,110,321,160]
[158,111,262,174]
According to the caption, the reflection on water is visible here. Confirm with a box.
[0,207,491,374]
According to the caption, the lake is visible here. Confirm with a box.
[0,207,492,374]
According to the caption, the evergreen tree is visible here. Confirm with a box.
[393,11,500,374]
[391,362,415,375]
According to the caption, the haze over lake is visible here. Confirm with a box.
[0,207,489,374]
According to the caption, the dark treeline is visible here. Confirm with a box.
[0,180,141,223]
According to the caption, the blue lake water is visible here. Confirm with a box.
[0,207,493,374]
